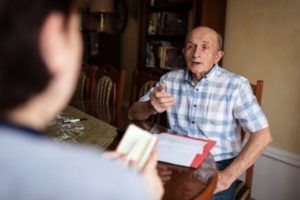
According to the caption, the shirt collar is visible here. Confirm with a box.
[184,64,220,84]
[0,121,47,138]
[205,64,219,81]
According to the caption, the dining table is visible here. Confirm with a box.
[47,100,218,200]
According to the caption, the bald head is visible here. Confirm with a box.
[183,26,224,81]
[186,26,223,50]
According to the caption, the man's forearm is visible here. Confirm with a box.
[128,100,156,120]
[221,127,273,184]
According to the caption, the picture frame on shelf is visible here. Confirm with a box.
[160,46,181,70]
[146,43,156,68]
[89,32,99,57]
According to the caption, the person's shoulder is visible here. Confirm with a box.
[216,66,249,85]
[0,126,149,199]
[0,125,103,166]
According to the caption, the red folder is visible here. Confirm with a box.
[156,133,216,168]
[189,137,216,168]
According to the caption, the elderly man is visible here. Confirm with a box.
[128,26,272,200]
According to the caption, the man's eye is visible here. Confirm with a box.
[202,45,209,50]
[186,44,195,50]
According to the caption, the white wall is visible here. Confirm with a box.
[223,0,300,155]
[220,1,300,198]
[252,148,300,199]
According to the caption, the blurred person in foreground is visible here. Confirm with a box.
[0,0,163,199]
[128,26,272,200]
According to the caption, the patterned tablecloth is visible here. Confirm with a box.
[48,106,117,149]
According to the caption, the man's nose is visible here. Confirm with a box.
[192,46,202,57]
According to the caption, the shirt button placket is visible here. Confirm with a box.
[191,88,199,126]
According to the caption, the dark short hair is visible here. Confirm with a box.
[0,0,77,114]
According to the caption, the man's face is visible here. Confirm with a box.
[183,27,223,80]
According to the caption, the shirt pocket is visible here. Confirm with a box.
[204,99,231,136]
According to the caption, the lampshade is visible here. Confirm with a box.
[77,0,89,8]
[89,0,114,13]
[88,0,116,33]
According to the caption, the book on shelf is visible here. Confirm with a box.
[116,124,158,171]
[163,12,186,34]
[145,41,171,68]
[148,12,186,35]
[151,0,187,6]
[156,133,216,168]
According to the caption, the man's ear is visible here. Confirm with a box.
[39,12,67,75]
[214,50,224,64]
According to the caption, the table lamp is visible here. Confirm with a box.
[89,0,115,33]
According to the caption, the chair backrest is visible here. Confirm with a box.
[92,65,126,109]
[239,80,264,200]
[130,68,165,105]
[72,64,97,101]
[130,68,168,125]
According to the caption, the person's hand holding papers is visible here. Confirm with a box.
[157,163,172,184]
[116,124,164,200]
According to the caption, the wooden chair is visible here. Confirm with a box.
[235,80,264,200]
[130,68,165,105]
[72,64,97,102]
[130,68,167,125]
[91,65,126,109]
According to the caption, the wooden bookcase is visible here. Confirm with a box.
[80,9,120,69]
[137,0,227,70]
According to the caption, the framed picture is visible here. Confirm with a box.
[146,43,156,68]
[160,46,180,70]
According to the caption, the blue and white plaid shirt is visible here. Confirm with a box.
[140,65,269,161]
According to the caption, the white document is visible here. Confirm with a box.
[156,133,207,167]
[117,124,158,171]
